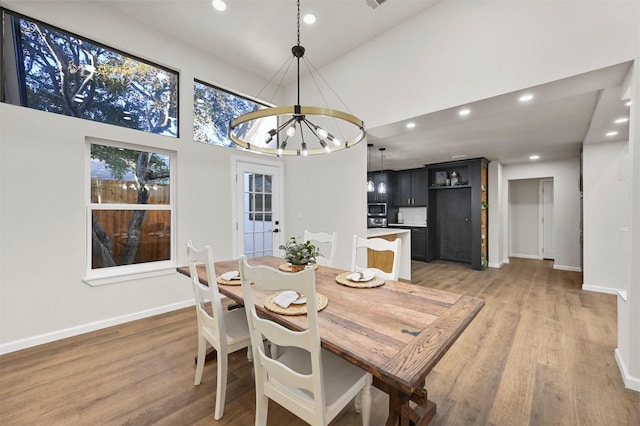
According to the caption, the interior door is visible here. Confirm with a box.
[235,161,283,258]
[541,179,555,259]
[436,187,472,263]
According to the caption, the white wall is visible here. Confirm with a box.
[0,0,366,352]
[282,144,367,271]
[583,141,631,294]
[488,162,503,267]
[502,159,581,271]
[508,179,541,259]
[299,1,640,128]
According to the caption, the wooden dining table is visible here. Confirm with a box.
[177,256,484,426]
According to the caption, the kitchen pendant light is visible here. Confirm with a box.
[378,147,386,194]
[228,0,366,156]
[367,143,375,192]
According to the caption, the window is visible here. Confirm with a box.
[193,79,275,148]
[1,9,178,137]
[87,141,174,283]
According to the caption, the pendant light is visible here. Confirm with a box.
[367,143,375,192]
[228,0,366,156]
[378,147,386,194]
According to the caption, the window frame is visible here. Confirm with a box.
[84,138,176,286]
[193,78,275,148]
[1,7,180,137]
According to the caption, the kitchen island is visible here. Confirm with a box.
[366,228,411,281]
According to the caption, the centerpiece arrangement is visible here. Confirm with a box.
[279,236,320,272]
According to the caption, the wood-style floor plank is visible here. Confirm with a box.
[1,258,638,425]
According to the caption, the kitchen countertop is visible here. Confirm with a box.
[388,223,427,227]
[366,228,411,238]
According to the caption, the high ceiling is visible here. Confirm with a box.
[100,0,632,169]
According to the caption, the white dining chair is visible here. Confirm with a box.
[351,234,401,281]
[238,255,372,426]
[186,241,252,420]
[303,230,338,267]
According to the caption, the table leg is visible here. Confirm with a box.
[376,378,437,426]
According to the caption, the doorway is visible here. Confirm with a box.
[234,160,284,258]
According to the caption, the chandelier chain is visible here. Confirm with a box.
[297,0,301,46]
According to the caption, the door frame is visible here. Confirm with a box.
[231,156,285,258]
[539,178,555,260]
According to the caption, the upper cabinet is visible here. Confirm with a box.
[426,158,489,270]
[393,168,427,207]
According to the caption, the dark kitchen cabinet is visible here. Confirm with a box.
[411,227,427,261]
[393,168,427,207]
[426,158,489,270]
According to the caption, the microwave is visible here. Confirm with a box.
[367,202,387,217]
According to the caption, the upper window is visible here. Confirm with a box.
[193,79,275,148]
[1,9,178,137]
[87,141,174,283]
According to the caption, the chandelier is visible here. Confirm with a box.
[228,0,366,156]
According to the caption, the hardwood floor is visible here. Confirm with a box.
[1,258,638,425]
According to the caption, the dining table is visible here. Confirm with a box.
[177,256,484,426]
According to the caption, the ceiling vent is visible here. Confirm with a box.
[366,0,388,9]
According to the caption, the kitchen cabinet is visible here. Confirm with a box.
[367,171,391,203]
[411,227,427,261]
[388,225,427,261]
[426,158,488,270]
[393,168,427,207]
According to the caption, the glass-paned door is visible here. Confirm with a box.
[235,162,282,258]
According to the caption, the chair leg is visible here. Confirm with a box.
[214,351,228,420]
[360,375,372,426]
[255,392,268,426]
[247,345,253,362]
[194,335,207,385]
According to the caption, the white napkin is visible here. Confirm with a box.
[347,269,375,282]
[220,270,240,280]
[273,290,299,308]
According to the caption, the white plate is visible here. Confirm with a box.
[291,296,306,305]
[221,270,239,280]
[348,272,375,282]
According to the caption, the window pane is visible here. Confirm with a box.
[91,144,170,204]
[91,210,170,269]
[193,80,276,148]
[2,12,178,136]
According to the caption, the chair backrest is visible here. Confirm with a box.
[238,256,327,423]
[186,240,227,351]
[303,230,338,267]
[351,234,401,281]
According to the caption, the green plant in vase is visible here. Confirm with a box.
[279,237,320,272]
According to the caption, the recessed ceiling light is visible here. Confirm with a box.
[614,117,629,124]
[406,122,416,129]
[458,108,471,116]
[529,155,540,160]
[519,93,534,103]
[451,154,467,159]
[303,14,316,24]
[606,131,619,137]
[212,0,226,11]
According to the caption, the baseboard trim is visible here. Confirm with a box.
[488,260,505,268]
[582,284,622,295]
[615,348,640,392]
[553,264,582,272]
[0,300,194,355]
[510,253,540,260]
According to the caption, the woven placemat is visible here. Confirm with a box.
[278,263,319,272]
[335,271,385,288]
[264,293,328,316]
[216,276,242,286]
